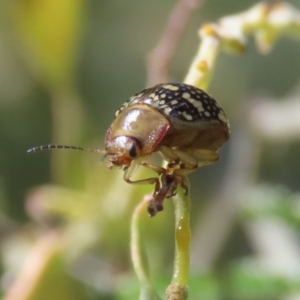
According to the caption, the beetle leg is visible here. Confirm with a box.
[159,146,199,177]
[178,175,189,195]
[174,150,198,169]
[173,148,219,169]
[140,162,165,175]
[192,149,219,167]
[166,149,219,177]
[140,161,167,193]
[158,145,180,166]
[159,146,194,169]
[148,174,177,217]
[123,163,161,194]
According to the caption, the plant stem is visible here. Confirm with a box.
[166,184,191,300]
[184,30,221,90]
[147,0,202,86]
[131,195,162,300]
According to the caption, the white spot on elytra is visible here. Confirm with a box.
[163,84,179,91]
[189,99,204,112]
[164,107,172,115]
[218,111,228,123]
[182,92,191,99]
[182,112,193,120]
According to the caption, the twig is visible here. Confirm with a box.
[184,2,300,90]
[147,0,203,87]
[188,2,300,270]
[3,231,62,300]
[166,185,191,300]
[131,194,162,300]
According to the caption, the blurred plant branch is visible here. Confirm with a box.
[2,231,87,300]
[147,0,203,87]
[185,1,300,90]
[188,2,300,291]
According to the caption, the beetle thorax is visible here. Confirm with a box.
[105,104,170,167]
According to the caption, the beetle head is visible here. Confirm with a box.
[105,136,143,167]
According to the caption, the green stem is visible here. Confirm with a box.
[184,32,221,90]
[166,184,191,300]
[131,195,162,300]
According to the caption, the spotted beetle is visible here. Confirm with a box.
[28,83,230,216]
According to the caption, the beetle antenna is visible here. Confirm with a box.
[27,144,105,154]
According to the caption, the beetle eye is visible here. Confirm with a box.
[129,144,137,158]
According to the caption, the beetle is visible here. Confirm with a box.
[28,83,230,216]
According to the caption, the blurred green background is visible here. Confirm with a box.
[1,0,300,299]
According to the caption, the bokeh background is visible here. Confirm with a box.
[1,0,300,299]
